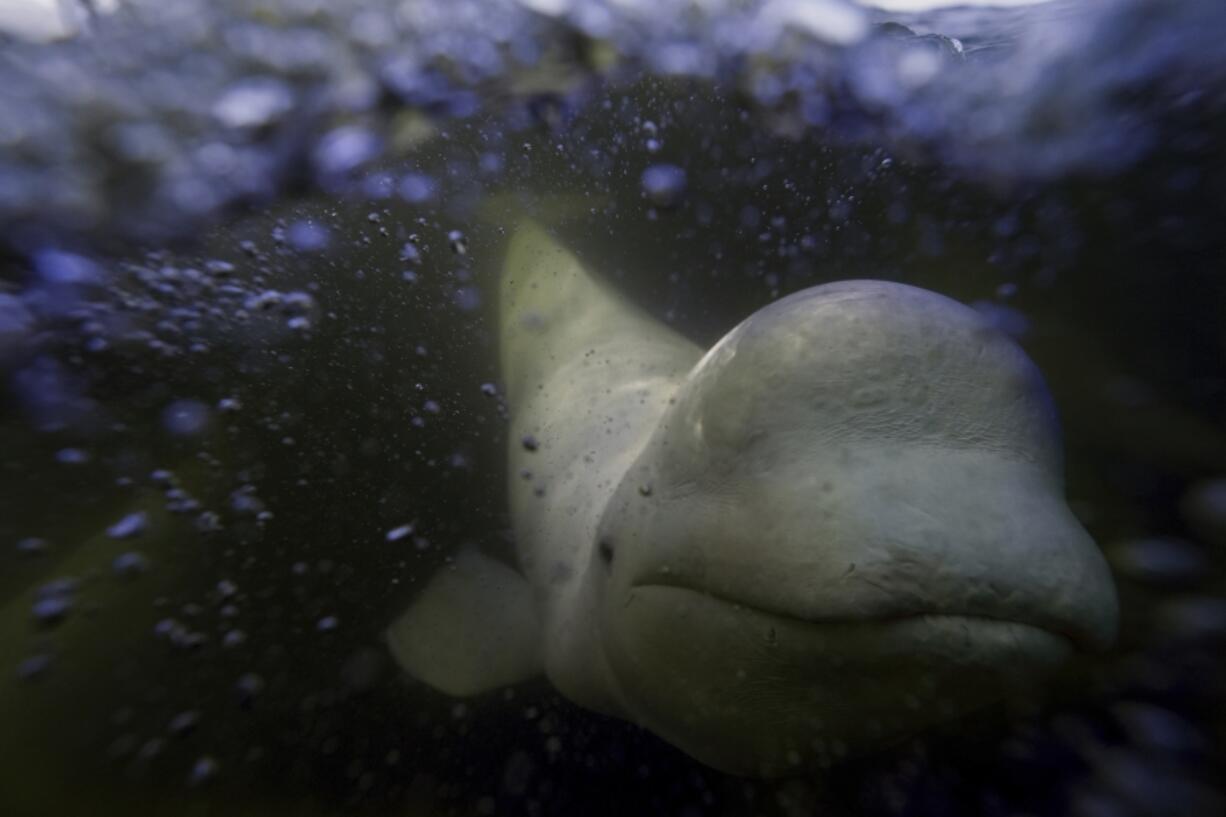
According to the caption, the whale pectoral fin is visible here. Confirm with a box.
[386,550,543,697]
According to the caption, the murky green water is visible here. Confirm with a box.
[1,1,1224,815]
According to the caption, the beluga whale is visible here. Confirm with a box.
[388,220,1119,777]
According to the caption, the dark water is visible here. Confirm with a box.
[1,0,1225,815]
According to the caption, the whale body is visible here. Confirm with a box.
[388,221,1118,777]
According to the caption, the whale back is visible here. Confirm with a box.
[499,222,701,589]
[498,223,702,709]
[388,222,700,701]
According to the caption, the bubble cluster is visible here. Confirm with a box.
[0,0,1215,256]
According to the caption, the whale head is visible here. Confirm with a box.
[589,280,1118,776]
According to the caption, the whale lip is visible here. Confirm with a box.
[611,446,1119,655]
[629,579,1093,653]
[603,582,1075,776]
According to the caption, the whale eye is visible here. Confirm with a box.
[598,539,615,567]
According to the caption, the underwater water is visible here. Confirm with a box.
[1,0,1225,814]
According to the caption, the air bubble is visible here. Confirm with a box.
[162,400,211,436]
[212,78,294,130]
[453,286,482,312]
[167,710,200,737]
[386,524,415,542]
[112,552,150,579]
[640,164,687,207]
[16,653,53,682]
[1109,537,1208,586]
[16,537,49,556]
[287,220,331,251]
[314,126,382,180]
[195,511,223,533]
[107,511,149,540]
[35,250,103,286]
[222,629,246,648]
[235,673,265,707]
[0,293,34,359]
[187,756,219,786]
[399,173,437,203]
[54,447,89,464]
[31,594,72,627]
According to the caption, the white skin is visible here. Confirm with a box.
[389,221,1118,777]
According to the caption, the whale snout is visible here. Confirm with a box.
[620,444,1118,657]
[597,443,1117,775]
[591,280,1118,775]
[605,279,1118,655]
[602,582,1078,776]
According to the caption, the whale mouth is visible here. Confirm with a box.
[629,581,1078,656]
[603,582,1076,775]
